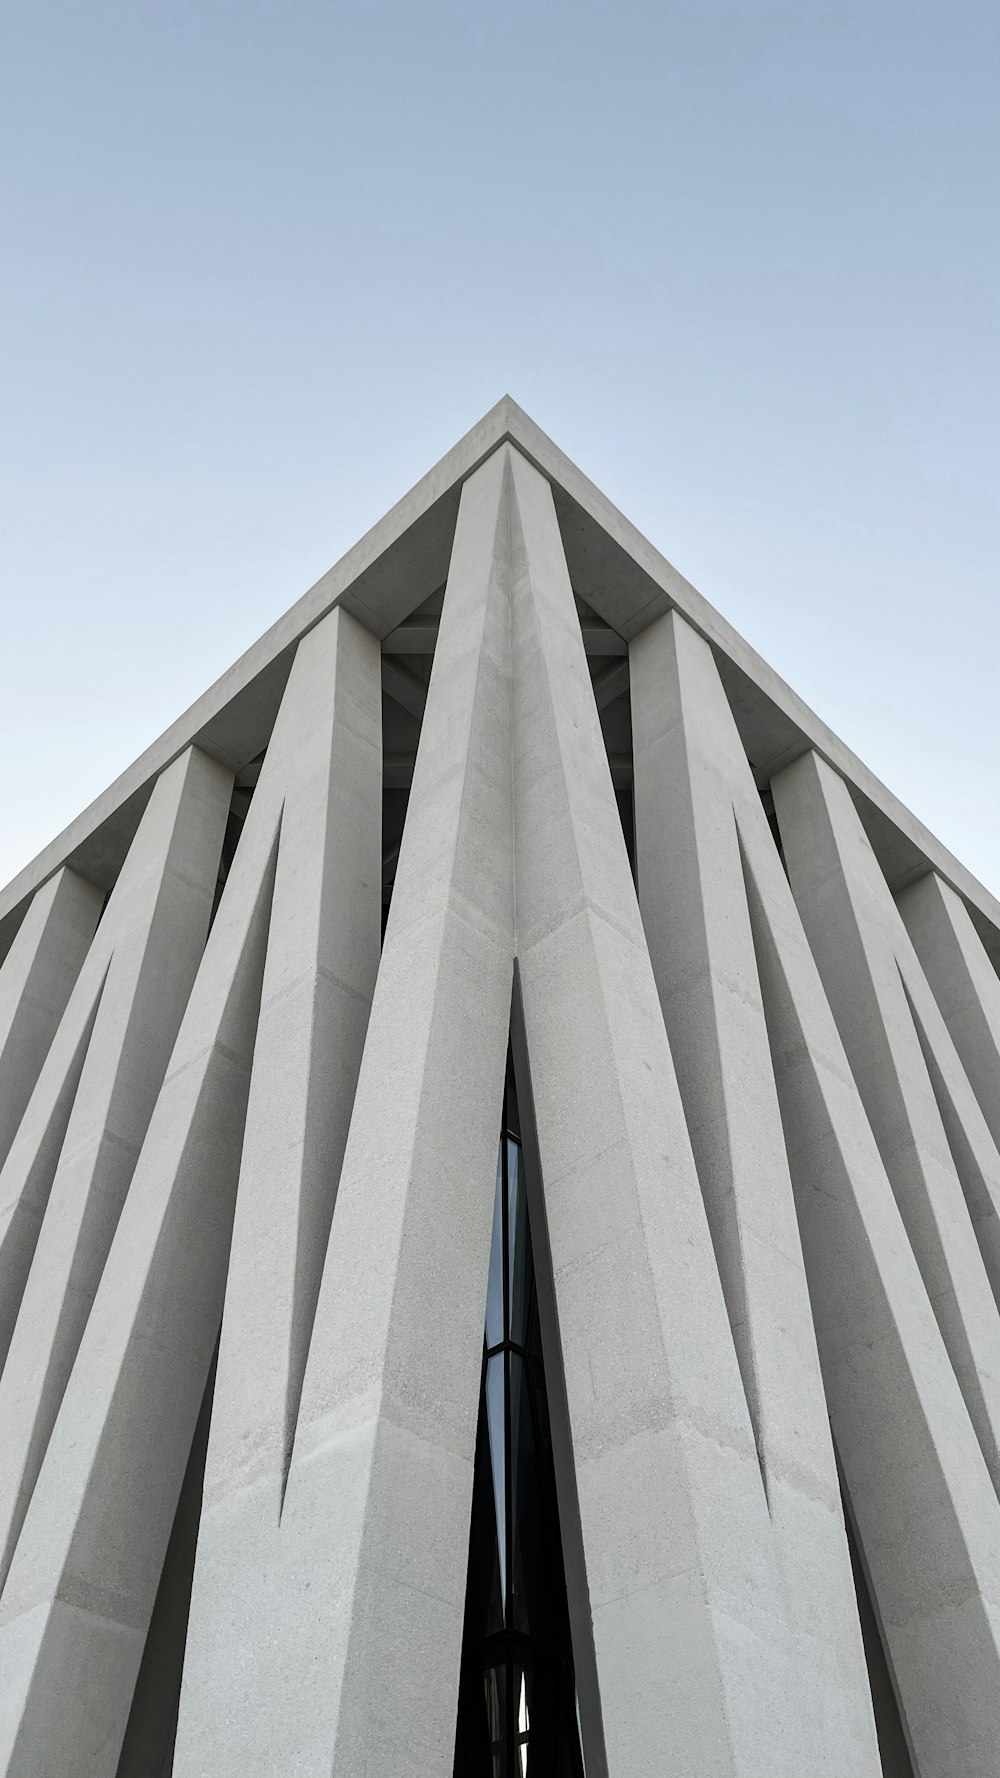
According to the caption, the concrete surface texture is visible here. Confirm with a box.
[0,406,996,1776]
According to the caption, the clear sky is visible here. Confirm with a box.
[2,0,997,897]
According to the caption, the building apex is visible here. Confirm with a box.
[1,402,997,970]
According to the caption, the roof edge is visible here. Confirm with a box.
[1,395,997,965]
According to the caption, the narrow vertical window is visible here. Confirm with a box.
[453,1052,584,1777]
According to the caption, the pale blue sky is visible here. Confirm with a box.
[2,0,997,894]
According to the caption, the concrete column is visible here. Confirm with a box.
[0,835,273,1778]
[180,601,382,1531]
[0,606,381,1778]
[630,608,880,1775]
[897,870,1000,1151]
[507,449,805,1778]
[0,868,103,1170]
[173,444,515,1777]
[0,745,232,1587]
[761,749,1000,1776]
[773,753,1000,1491]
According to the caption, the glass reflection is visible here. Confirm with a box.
[485,1150,505,1352]
[516,1665,531,1776]
[453,1050,585,1778]
[484,1665,506,1778]
[507,1143,533,1351]
[486,1355,507,1610]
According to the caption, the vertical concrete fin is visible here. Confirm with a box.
[702,803,772,1514]
[0,952,111,1369]
[888,898,1000,1321]
[173,443,516,1778]
[0,745,233,1589]
[0,604,384,1778]
[278,619,382,1497]
[0,868,103,1171]
[629,607,879,1772]
[897,872,1000,1149]
[0,816,280,1778]
[507,451,803,1778]
[631,611,781,1511]
[0,750,232,1574]
[738,825,1000,1775]
[751,748,1000,1775]
[897,965,1000,1326]
[773,752,1000,1500]
[180,606,383,1526]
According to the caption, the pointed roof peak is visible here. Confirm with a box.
[1,400,996,967]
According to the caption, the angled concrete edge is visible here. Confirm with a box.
[2,396,997,969]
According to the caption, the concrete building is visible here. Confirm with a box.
[0,398,997,1777]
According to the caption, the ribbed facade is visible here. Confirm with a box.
[0,403,997,1777]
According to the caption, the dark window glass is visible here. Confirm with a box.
[484,1663,506,1778]
[509,1352,546,1637]
[453,1051,585,1778]
[507,1143,533,1351]
[486,1355,507,1610]
[485,1150,505,1353]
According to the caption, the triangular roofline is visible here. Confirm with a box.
[2,394,997,965]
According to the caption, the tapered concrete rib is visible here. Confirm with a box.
[0,746,232,1587]
[629,609,880,1775]
[773,753,1000,1494]
[507,448,802,1778]
[898,972,1000,1321]
[173,445,515,1778]
[168,604,382,1778]
[0,836,277,1778]
[0,963,108,1370]
[731,747,1000,1776]
[627,616,1000,1775]
[0,605,381,1778]
[742,856,1000,1777]
[0,868,103,1171]
[897,871,1000,1151]
[199,605,382,1519]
